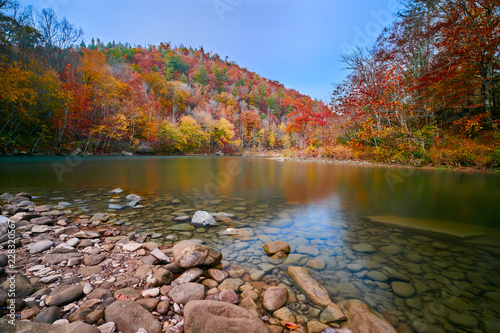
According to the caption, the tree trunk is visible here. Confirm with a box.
[481,60,494,124]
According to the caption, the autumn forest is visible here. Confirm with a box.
[0,0,499,169]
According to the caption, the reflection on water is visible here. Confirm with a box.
[1,156,500,332]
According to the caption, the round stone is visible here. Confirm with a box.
[391,282,415,298]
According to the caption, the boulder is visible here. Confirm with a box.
[338,299,397,333]
[104,300,162,333]
[286,266,331,306]
[191,211,216,226]
[184,300,270,333]
[263,286,288,311]
[172,240,222,268]
[0,318,99,333]
[1,274,35,298]
[73,231,101,239]
[168,282,205,304]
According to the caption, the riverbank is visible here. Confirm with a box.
[2,148,498,175]
[0,191,400,333]
[241,150,500,175]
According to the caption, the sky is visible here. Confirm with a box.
[18,0,401,102]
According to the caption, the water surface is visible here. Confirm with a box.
[1,156,499,332]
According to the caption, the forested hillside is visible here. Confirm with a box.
[0,0,330,155]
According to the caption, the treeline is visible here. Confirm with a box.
[327,0,500,168]
[0,0,329,155]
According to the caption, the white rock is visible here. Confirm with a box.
[191,211,216,226]
[122,242,143,252]
[151,248,170,263]
[83,284,93,294]
[39,274,61,283]
[53,319,70,325]
[142,288,160,297]
[109,188,123,194]
[29,240,54,254]
[31,225,50,233]
[66,238,80,247]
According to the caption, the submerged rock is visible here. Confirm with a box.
[287,266,331,306]
[338,299,397,333]
[191,211,216,226]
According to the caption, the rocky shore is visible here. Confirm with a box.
[0,191,401,333]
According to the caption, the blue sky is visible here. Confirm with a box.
[19,0,400,101]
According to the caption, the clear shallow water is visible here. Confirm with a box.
[1,156,500,332]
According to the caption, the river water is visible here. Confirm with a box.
[1,156,499,332]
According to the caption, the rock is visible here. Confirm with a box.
[150,248,170,263]
[79,265,103,276]
[136,298,160,311]
[114,287,140,299]
[319,303,347,323]
[483,291,500,302]
[73,231,101,239]
[381,267,411,282]
[68,307,93,322]
[152,267,174,286]
[84,254,106,266]
[120,241,141,252]
[273,307,295,322]
[172,240,222,268]
[168,282,205,304]
[104,299,162,333]
[109,188,123,194]
[98,322,116,333]
[307,258,325,270]
[221,228,255,237]
[191,211,216,226]
[34,306,61,324]
[296,245,320,256]
[21,307,41,319]
[1,274,34,298]
[142,288,160,297]
[32,216,53,225]
[286,266,331,306]
[352,243,377,253]
[307,321,330,333]
[0,318,100,333]
[391,281,415,298]
[85,309,104,324]
[88,288,113,300]
[174,267,203,284]
[32,225,50,233]
[338,299,397,333]
[218,278,244,292]
[52,244,77,254]
[157,300,170,314]
[379,245,402,255]
[0,192,13,200]
[365,271,389,282]
[208,269,228,282]
[46,285,84,306]
[263,286,288,311]
[263,241,290,256]
[448,313,478,329]
[42,252,83,265]
[184,300,270,333]
[220,289,240,304]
